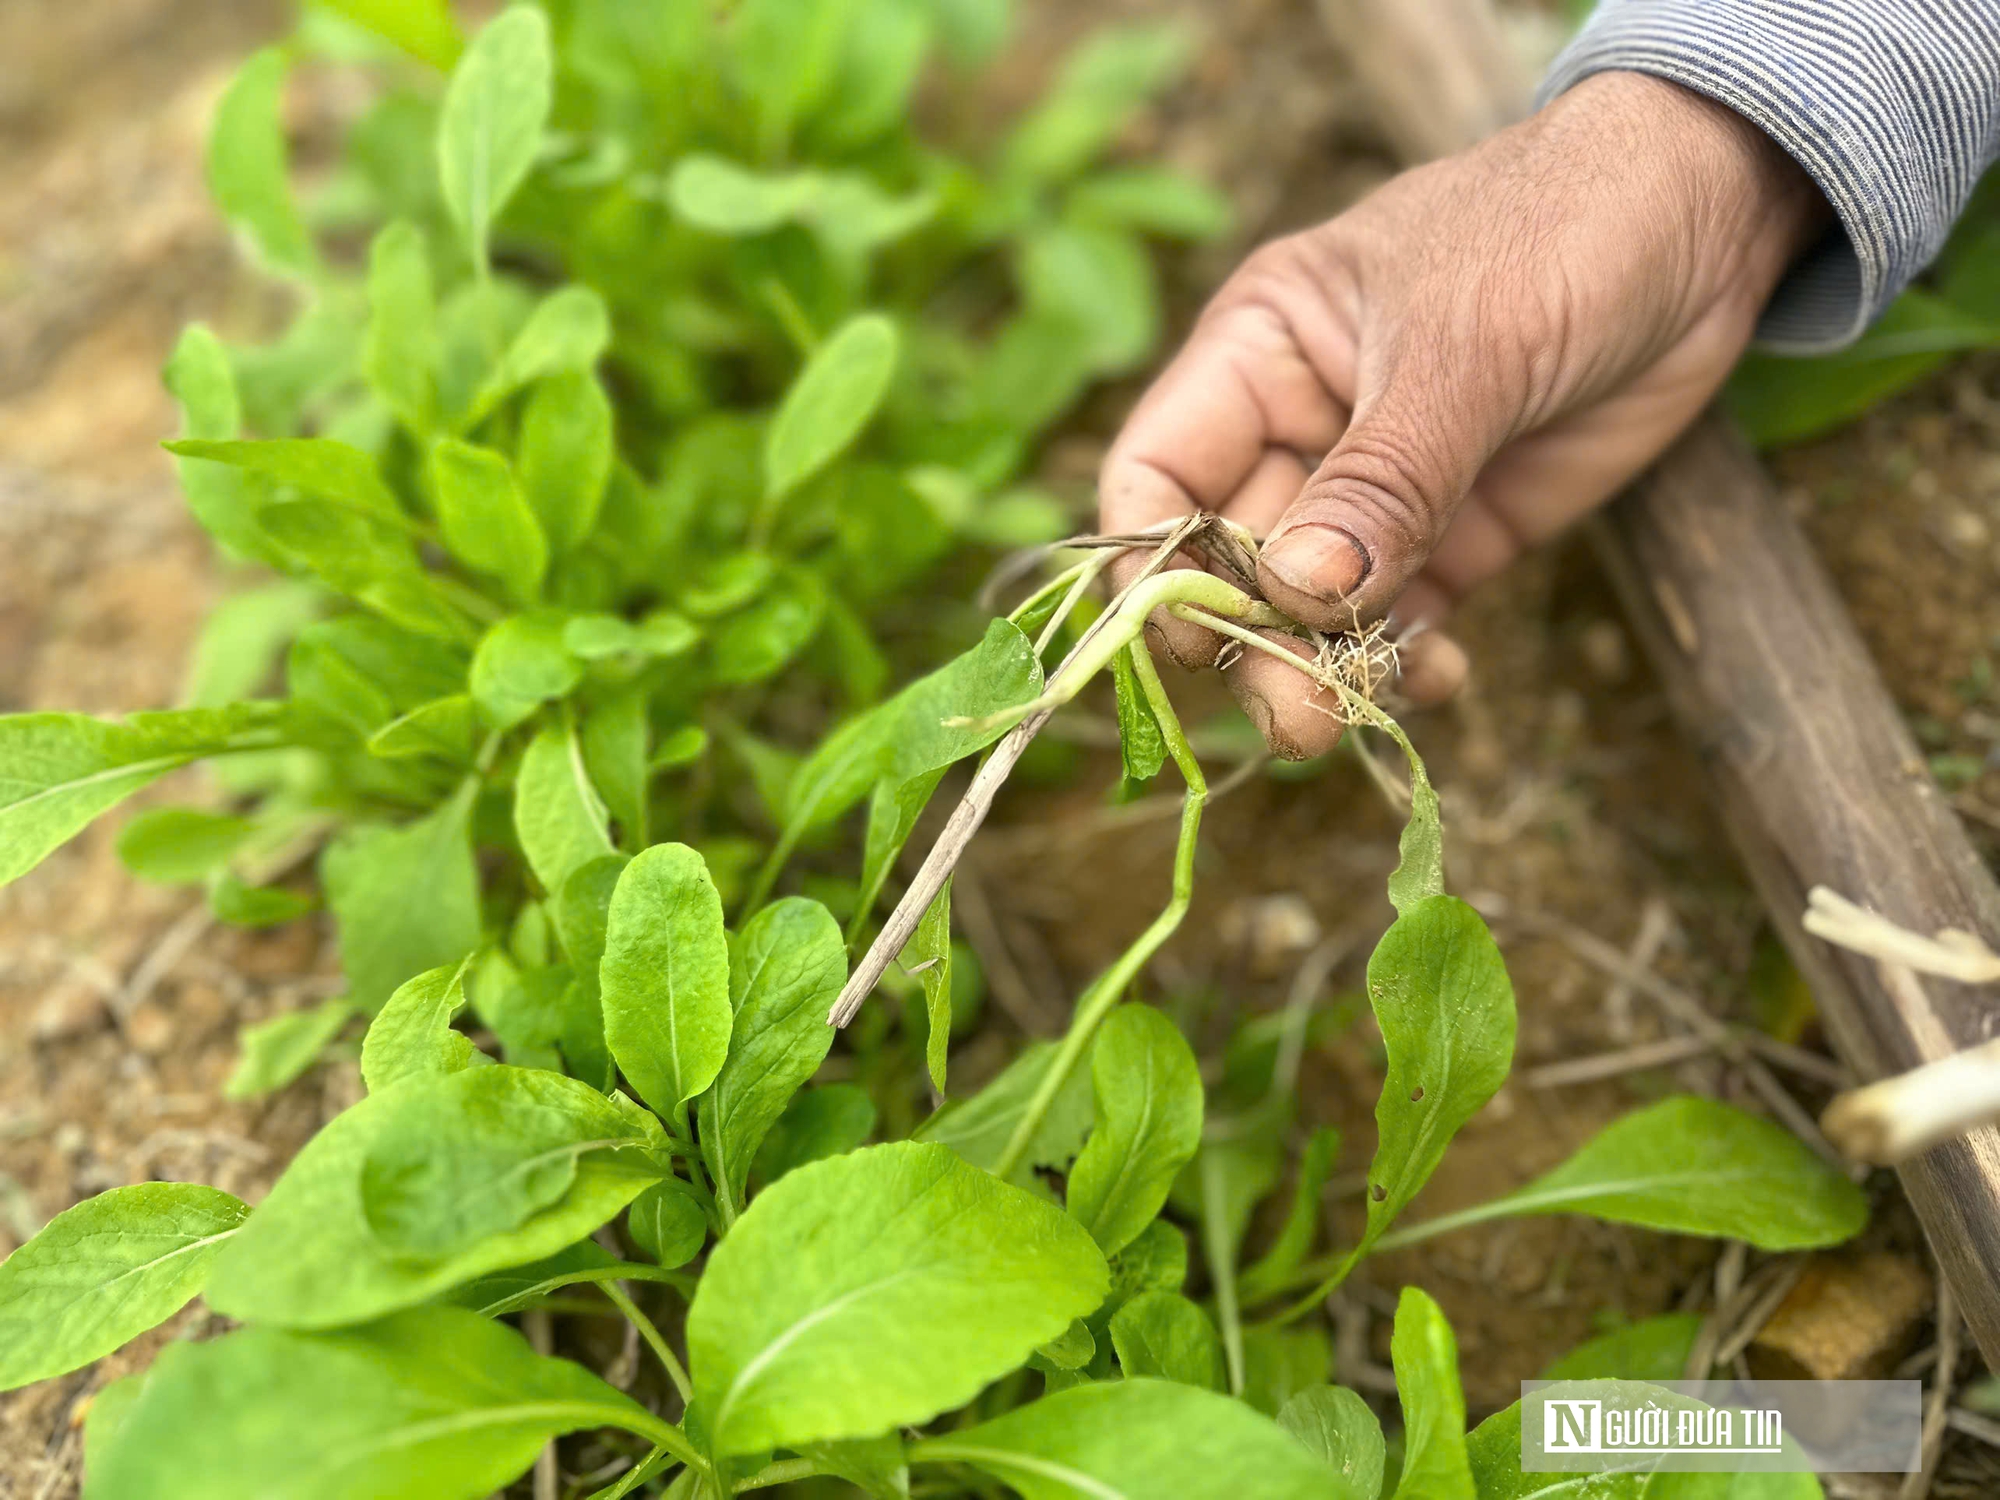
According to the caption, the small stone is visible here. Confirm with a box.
[1747,1251,1930,1381]
[123,1002,175,1057]
[1941,509,1990,554]
[32,979,109,1041]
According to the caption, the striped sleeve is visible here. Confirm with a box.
[1542,1,2000,353]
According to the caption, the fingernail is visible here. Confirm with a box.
[1243,692,1276,742]
[1262,524,1368,601]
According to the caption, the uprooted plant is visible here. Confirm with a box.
[1,510,1871,1498]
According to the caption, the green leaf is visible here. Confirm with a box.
[581,683,653,846]
[1389,1288,1473,1500]
[1276,1385,1384,1500]
[360,962,481,1093]
[437,5,553,268]
[916,1040,1093,1180]
[182,581,320,707]
[321,779,483,1013]
[1351,897,1515,1265]
[753,1083,876,1184]
[519,372,614,554]
[447,1239,684,1318]
[163,326,274,561]
[322,0,463,69]
[1241,1325,1332,1418]
[515,719,615,896]
[224,998,356,1100]
[1003,21,1192,183]
[359,1065,664,1257]
[1450,1095,1867,1250]
[463,285,612,427]
[208,1084,660,1329]
[1104,1219,1189,1316]
[709,568,827,685]
[1109,1291,1224,1390]
[629,1181,709,1269]
[115,807,253,884]
[1067,1004,1203,1256]
[1020,222,1159,374]
[207,48,314,275]
[164,438,406,530]
[365,221,439,436]
[86,1306,665,1500]
[1070,167,1233,241]
[805,1433,912,1500]
[667,154,822,233]
[855,617,1045,914]
[688,1140,1108,1456]
[601,843,733,1113]
[764,313,900,501]
[1726,288,1999,447]
[0,1183,248,1392]
[1465,1402,1751,1499]
[1037,1318,1097,1371]
[1354,705,1443,916]
[698,898,845,1220]
[212,873,317,929]
[1112,642,1167,784]
[429,439,548,606]
[1541,1313,1704,1382]
[1239,1127,1341,1302]
[368,694,478,762]
[915,1379,1339,1499]
[0,704,285,888]
[902,878,954,1095]
[469,613,581,731]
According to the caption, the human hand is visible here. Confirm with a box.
[1098,71,1827,757]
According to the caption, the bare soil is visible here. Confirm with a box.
[2,1,1996,1496]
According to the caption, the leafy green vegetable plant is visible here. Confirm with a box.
[0,4,1874,1497]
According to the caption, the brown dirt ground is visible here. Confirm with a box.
[2,1,1997,1496]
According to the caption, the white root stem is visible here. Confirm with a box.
[1802,886,2000,984]
[1822,1036,2000,1164]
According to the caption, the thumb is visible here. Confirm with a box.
[1256,383,1501,631]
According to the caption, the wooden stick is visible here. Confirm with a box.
[1319,0,2000,1367]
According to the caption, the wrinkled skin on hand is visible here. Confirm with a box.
[1099,71,1829,758]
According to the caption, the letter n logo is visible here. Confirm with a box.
[1544,1400,1601,1453]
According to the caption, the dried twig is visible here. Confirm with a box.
[1522,1034,1716,1090]
[1499,908,1849,1165]
[1903,1276,1959,1500]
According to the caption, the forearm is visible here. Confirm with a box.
[1545,0,2000,352]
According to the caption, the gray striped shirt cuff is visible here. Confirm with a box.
[1543,1,2000,353]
